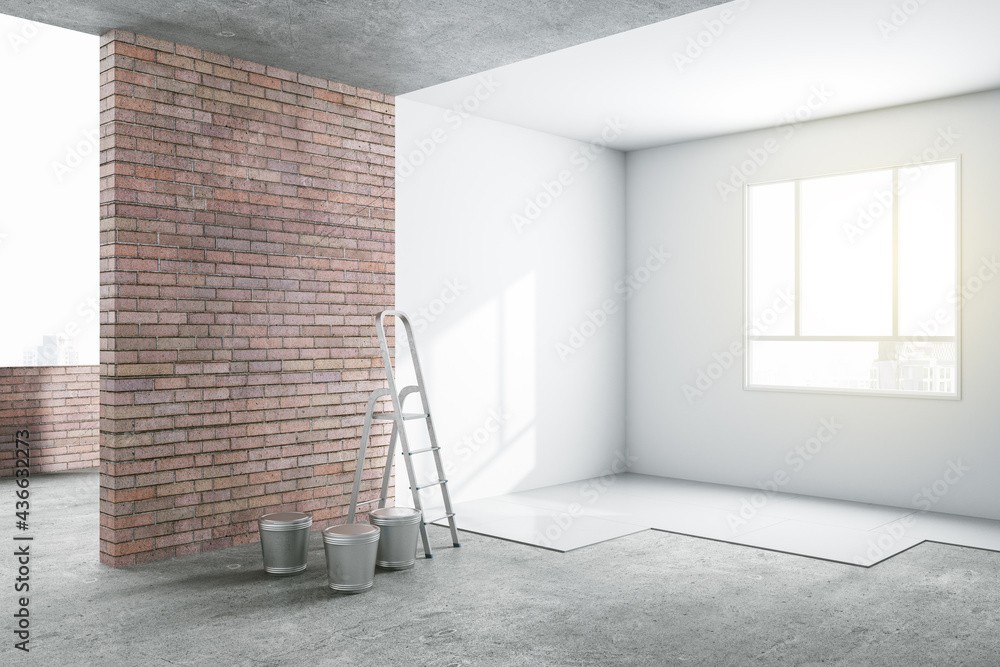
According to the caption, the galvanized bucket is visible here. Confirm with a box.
[322,523,380,593]
[370,507,422,569]
[258,512,313,575]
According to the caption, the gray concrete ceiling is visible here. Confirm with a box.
[0,0,729,95]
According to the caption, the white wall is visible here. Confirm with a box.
[626,88,1000,520]
[395,98,626,505]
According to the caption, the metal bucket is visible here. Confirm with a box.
[370,507,422,570]
[258,512,312,575]
[322,523,381,593]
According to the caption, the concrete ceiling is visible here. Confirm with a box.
[0,0,729,95]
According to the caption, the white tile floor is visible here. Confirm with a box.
[429,473,1000,567]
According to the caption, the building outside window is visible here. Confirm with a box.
[744,159,960,398]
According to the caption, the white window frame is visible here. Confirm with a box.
[743,158,962,400]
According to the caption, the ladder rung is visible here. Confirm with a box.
[372,412,429,422]
[355,498,384,507]
[406,446,440,455]
[413,480,447,491]
[423,512,455,525]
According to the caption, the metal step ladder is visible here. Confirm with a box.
[347,310,460,558]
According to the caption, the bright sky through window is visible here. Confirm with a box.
[745,160,959,398]
[0,15,99,366]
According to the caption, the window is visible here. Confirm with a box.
[744,160,960,398]
[0,17,99,366]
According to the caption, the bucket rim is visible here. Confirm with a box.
[259,512,313,531]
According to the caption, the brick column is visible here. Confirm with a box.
[98,30,395,566]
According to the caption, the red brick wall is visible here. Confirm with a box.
[0,366,100,476]
[99,31,395,567]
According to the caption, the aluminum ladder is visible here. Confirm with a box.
[346,310,460,558]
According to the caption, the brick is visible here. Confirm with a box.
[94,31,395,569]
[0,366,99,477]
[116,44,156,62]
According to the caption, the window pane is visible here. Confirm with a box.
[744,160,959,398]
[750,340,956,394]
[799,170,893,336]
[749,182,795,336]
[898,162,957,337]
[0,19,99,366]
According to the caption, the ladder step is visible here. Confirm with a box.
[413,480,447,491]
[372,412,429,422]
[424,512,456,525]
[355,498,384,507]
[406,446,440,455]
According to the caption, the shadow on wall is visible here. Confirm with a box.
[393,272,538,507]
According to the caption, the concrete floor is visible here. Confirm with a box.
[4,470,1000,666]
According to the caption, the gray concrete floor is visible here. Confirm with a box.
[3,469,1000,666]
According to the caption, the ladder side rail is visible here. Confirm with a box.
[423,413,461,547]
[376,312,434,438]
[376,311,433,557]
[375,311,403,412]
[397,385,421,409]
[385,312,461,547]
[382,387,430,529]
[376,423,399,510]
[375,387,419,513]
[399,416,433,557]
[380,312,431,413]
[347,388,390,523]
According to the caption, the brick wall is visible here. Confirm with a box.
[0,366,100,476]
[99,31,395,567]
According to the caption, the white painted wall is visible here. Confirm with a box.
[626,88,1000,520]
[395,98,626,505]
